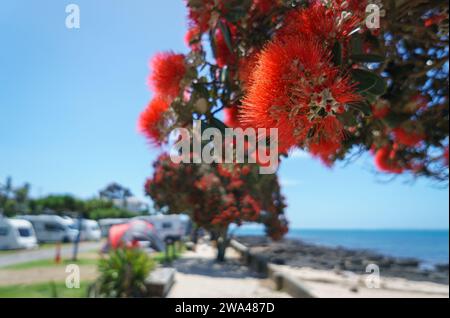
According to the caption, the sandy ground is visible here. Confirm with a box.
[0,266,97,286]
[272,265,449,298]
[167,244,291,298]
[0,252,99,286]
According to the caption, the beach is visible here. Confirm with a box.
[232,236,449,298]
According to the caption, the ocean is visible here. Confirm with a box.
[233,227,449,266]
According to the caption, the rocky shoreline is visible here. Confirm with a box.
[235,235,449,285]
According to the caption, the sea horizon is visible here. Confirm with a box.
[233,227,449,266]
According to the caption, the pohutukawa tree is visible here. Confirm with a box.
[145,154,287,261]
[139,0,449,259]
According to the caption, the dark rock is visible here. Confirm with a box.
[235,235,448,285]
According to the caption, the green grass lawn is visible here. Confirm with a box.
[0,243,73,256]
[3,258,98,270]
[0,250,17,255]
[0,243,186,298]
[0,281,91,298]
[152,243,185,263]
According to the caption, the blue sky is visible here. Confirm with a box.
[0,1,448,229]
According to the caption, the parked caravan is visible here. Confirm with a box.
[17,215,79,243]
[80,219,102,241]
[0,217,38,250]
[134,214,188,241]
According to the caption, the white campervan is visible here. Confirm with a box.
[17,215,78,243]
[80,219,102,241]
[0,217,38,250]
[62,218,102,241]
[134,214,188,241]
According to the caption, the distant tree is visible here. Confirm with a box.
[0,177,31,217]
[29,194,85,215]
[99,183,134,211]
[99,183,133,200]
[87,208,136,221]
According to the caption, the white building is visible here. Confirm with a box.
[112,197,149,214]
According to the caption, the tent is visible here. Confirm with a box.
[108,219,165,251]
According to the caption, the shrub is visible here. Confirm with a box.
[95,248,155,298]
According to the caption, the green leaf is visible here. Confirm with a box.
[338,111,358,126]
[349,101,372,116]
[220,67,229,84]
[209,30,217,59]
[217,20,233,53]
[350,54,385,63]
[382,113,411,128]
[332,42,342,66]
[350,33,363,55]
[351,69,387,96]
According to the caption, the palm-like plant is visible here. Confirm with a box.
[95,247,155,298]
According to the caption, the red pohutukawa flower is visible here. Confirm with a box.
[252,0,278,15]
[240,35,361,153]
[148,52,186,99]
[279,2,361,43]
[308,117,344,166]
[138,97,170,146]
[374,145,404,174]
[215,23,237,68]
[185,26,202,52]
[392,127,425,147]
[443,147,449,167]
[224,106,241,128]
[238,51,260,89]
[186,0,214,33]
[372,99,390,119]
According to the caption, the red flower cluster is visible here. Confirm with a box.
[372,99,391,119]
[374,145,405,174]
[392,127,425,147]
[138,97,170,146]
[145,154,287,239]
[215,22,237,68]
[224,106,241,128]
[241,34,360,154]
[186,0,215,33]
[279,2,361,42]
[139,51,187,146]
[148,52,186,99]
[240,2,362,159]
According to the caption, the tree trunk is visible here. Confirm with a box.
[216,227,229,262]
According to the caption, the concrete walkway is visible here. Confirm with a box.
[167,243,291,298]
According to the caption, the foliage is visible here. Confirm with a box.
[99,183,133,200]
[0,177,30,217]
[146,154,288,238]
[138,0,448,257]
[0,178,143,219]
[29,195,85,214]
[88,208,136,220]
[95,247,155,298]
[0,282,90,298]
[138,0,448,182]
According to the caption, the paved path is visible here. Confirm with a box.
[167,243,291,298]
[0,242,103,268]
